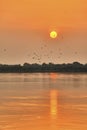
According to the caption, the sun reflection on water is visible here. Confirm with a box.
[50,89,58,119]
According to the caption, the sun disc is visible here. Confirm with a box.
[50,31,57,39]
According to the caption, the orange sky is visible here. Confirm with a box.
[1,0,87,30]
[0,0,87,64]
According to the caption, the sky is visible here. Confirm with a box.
[0,0,87,64]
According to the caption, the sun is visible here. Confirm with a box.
[50,31,57,39]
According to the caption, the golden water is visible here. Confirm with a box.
[0,73,87,130]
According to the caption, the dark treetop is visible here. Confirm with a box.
[0,62,87,73]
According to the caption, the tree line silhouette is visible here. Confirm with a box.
[0,62,87,73]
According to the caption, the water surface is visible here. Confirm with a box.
[0,73,87,130]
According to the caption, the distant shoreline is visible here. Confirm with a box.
[0,71,87,73]
[0,62,87,73]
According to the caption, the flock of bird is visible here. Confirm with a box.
[27,43,78,63]
[2,36,78,64]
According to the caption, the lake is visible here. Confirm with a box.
[0,73,87,130]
